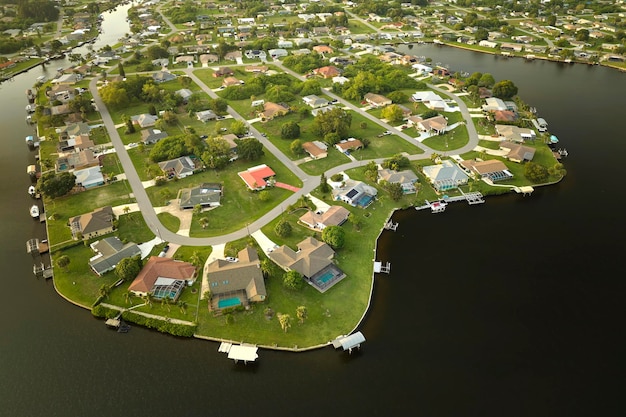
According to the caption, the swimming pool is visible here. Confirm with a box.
[315,271,335,285]
[218,297,241,309]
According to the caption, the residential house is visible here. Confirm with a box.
[335,139,363,153]
[411,91,447,111]
[55,149,98,172]
[88,236,142,276]
[302,94,330,108]
[206,247,267,310]
[220,134,239,154]
[199,54,219,66]
[140,128,168,145]
[364,92,392,108]
[50,104,73,117]
[244,50,267,60]
[57,134,95,153]
[258,102,289,122]
[178,183,223,209]
[268,48,288,58]
[158,156,199,179]
[238,164,276,190]
[175,55,195,66]
[422,160,469,192]
[299,206,350,230]
[152,71,177,83]
[408,115,448,134]
[313,65,341,79]
[175,88,193,103]
[52,73,81,85]
[493,110,517,123]
[132,113,158,128]
[213,67,234,77]
[495,124,536,143]
[196,109,217,122]
[459,159,513,182]
[222,76,242,87]
[332,179,378,207]
[482,97,508,112]
[313,45,333,54]
[58,122,91,140]
[245,65,268,73]
[302,141,328,159]
[70,206,114,240]
[378,168,419,193]
[128,257,197,301]
[499,141,536,163]
[224,51,242,61]
[270,237,335,278]
[74,166,105,188]
[311,105,336,117]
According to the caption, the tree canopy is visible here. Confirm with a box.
[115,256,143,282]
[282,271,304,290]
[492,80,519,99]
[321,225,345,249]
[312,107,352,139]
[235,137,264,161]
[38,171,75,198]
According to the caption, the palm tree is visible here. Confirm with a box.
[178,301,187,314]
[123,206,130,215]
[199,217,209,229]
[144,293,154,308]
[296,306,307,324]
[278,313,292,333]
[260,259,273,278]
[123,291,132,305]
[98,284,110,300]
[189,251,202,269]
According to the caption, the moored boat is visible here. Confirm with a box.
[28,186,36,197]
[30,205,39,219]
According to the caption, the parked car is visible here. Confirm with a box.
[225,257,238,263]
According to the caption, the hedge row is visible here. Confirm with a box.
[91,305,197,337]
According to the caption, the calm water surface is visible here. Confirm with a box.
[0,22,624,417]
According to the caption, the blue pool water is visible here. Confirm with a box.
[316,272,335,285]
[218,297,241,308]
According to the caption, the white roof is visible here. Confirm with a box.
[227,345,258,362]
[336,332,366,351]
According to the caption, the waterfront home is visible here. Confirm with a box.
[302,141,328,159]
[459,159,513,182]
[206,247,267,310]
[178,183,223,209]
[238,164,276,190]
[499,141,536,163]
[377,168,419,193]
[364,93,392,108]
[422,160,469,192]
[70,206,114,240]
[270,237,345,292]
[332,179,377,207]
[129,257,197,301]
[55,149,99,172]
[50,104,72,116]
[482,97,508,112]
[495,124,536,143]
[299,206,350,230]
[88,237,142,276]
[74,166,105,189]
[57,122,91,140]
[257,102,289,122]
[57,134,95,153]
[140,128,168,145]
[158,156,199,179]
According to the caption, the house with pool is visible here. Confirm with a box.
[128,256,197,301]
[269,237,345,293]
[205,247,266,311]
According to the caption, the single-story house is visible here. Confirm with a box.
[258,102,289,122]
[132,113,158,128]
[199,54,219,67]
[378,168,419,193]
[332,179,378,207]
[364,92,392,108]
[313,65,341,79]
[268,48,288,58]
[335,139,363,153]
[206,247,267,310]
[196,109,217,122]
[245,65,268,73]
[482,97,508,112]
[311,105,336,117]
[175,88,193,102]
[302,141,328,159]
[493,110,517,122]
[178,183,223,209]
[238,164,276,190]
[158,156,199,179]
[459,159,514,182]
[499,141,536,163]
[220,134,239,153]
[303,94,330,108]
[299,206,350,230]
[152,71,177,83]
[213,67,234,77]
[408,115,448,134]
[74,165,105,188]
[224,51,242,61]
[129,256,197,301]
[88,236,142,276]
[422,160,469,192]
[222,76,242,87]
[58,122,91,140]
[55,149,99,172]
[70,206,114,240]
[313,45,333,54]
[50,104,73,116]
[270,237,335,278]
[495,125,536,143]
[411,91,447,111]
[140,128,168,144]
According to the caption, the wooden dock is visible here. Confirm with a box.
[383,220,398,231]
[374,261,391,274]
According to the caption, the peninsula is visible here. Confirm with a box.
[24,0,568,350]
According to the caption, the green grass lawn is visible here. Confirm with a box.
[299,149,352,176]
[422,124,470,152]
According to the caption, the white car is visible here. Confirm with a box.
[225,257,238,263]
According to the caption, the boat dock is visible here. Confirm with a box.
[33,263,53,279]
[383,220,398,231]
[26,238,48,255]
[415,191,485,213]
[219,342,259,364]
[332,332,366,354]
[374,261,391,274]
[105,316,131,333]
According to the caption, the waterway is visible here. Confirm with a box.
[0,10,624,416]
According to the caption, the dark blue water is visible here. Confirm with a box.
[0,20,624,417]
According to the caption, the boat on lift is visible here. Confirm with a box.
[28,185,36,197]
[30,205,39,219]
